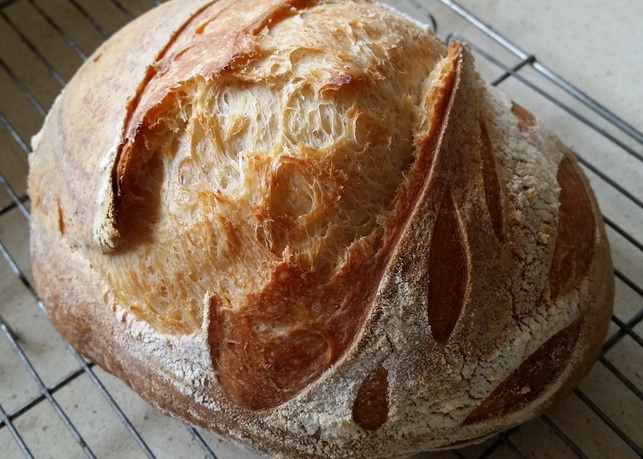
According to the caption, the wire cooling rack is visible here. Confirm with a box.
[0,0,641,458]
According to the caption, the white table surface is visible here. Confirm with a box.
[457,0,642,129]
[0,1,641,458]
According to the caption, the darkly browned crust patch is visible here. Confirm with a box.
[464,319,581,424]
[352,364,389,431]
[511,102,537,132]
[549,155,596,299]
[56,199,65,235]
[208,246,386,411]
[427,191,468,344]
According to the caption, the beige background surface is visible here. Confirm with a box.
[0,1,641,458]
[457,0,642,128]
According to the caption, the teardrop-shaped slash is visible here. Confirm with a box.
[480,120,504,242]
[549,155,596,299]
[464,319,581,424]
[352,364,389,431]
[427,192,468,344]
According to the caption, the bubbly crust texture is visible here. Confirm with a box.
[29,0,614,457]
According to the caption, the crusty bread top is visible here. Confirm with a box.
[33,0,449,411]
[29,0,613,457]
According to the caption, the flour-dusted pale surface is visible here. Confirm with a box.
[28,0,613,457]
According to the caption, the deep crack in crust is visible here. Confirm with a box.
[29,0,613,457]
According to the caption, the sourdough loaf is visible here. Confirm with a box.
[28,0,613,457]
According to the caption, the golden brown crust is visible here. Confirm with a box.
[29,1,613,457]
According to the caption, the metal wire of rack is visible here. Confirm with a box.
[0,0,641,458]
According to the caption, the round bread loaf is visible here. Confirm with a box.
[28,0,614,457]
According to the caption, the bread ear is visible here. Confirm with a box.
[382,41,512,347]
